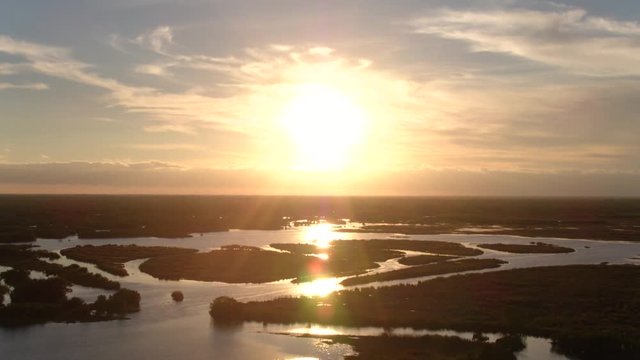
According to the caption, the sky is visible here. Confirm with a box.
[1,0,639,195]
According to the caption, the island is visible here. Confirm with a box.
[0,268,140,327]
[477,242,574,254]
[340,258,507,286]
[0,245,119,290]
[138,239,483,283]
[61,244,199,276]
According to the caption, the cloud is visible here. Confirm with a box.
[120,143,204,151]
[0,82,48,90]
[0,162,638,196]
[412,6,640,76]
[135,26,174,53]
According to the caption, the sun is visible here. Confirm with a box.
[281,84,366,171]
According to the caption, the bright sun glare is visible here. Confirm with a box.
[298,277,343,297]
[281,84,366,171]
[301,223,339,249]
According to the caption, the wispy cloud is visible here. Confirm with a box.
[0,82,48,90]
[121,143,204,151]
[412,7,640,76]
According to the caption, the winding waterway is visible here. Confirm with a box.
[2,225,639,359]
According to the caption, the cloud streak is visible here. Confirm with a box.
[0,161,638,196]
[0,82,48,91]
[412,7,640,76]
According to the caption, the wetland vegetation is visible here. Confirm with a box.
[0,268,140,326]
[212,265,640,359]
[477,242,574,254]
[138,239,483,283]
[1,196,639,242]
[340,258,506,286]
[0,245,119,290]
[61,244,198,276]
[318,334,525,360]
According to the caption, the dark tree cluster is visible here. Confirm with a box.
[0,245,119,290]
[214,265,640,360]
[0,268,141,327]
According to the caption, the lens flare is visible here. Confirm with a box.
[298,278,343,297]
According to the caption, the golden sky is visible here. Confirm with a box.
[1,0,639,195]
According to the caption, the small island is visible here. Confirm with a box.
[171,291,184,302]
[477,242,574,254]
[340,258,506,286]
[316,334,525,360]
[61,244,199,276]
[397,254,459,266]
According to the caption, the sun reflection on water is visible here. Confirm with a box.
[298,278,343,297]
[300,223,340,249]
[289,325,341,336]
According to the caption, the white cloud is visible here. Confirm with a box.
[0,82,48,90]
[134,26,174,53]
[121,143,204,151]
[412,7,640,76]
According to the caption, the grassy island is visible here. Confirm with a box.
[477,242,574,254]
[397,254,459,266]
[341,258,506,286]
[316,334,525,360]
[139,239,483,283]
[61,244,199,276]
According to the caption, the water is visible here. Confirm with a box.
[2,226,640,359]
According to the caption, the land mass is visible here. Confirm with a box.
[0,245,119,290]
[477,242,574,254]
[212,265,640,359]
[61,244,199,276]
[340,258,506,286]
[139,240,482,283]
[1,196,639,242]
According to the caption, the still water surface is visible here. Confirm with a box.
[2,226,639,359]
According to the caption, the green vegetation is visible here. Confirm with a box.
[171,291,184,302]
[1,196,639,241]
[0,245,119,290]
[318,334,525,360]
[0,284,8,305]
[139,239,482,283]
[330,239,483,256]
[216,265,640,359]
[92,289,141,315]
[140,247,315,283]
[341,259,506,286]
[0,269,140,326]
[398,254,458,266]
[209,296,244,323]
[0,228,36,244]
[61,244,198,276]
[478,242,574,254]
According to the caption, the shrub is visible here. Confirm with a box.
[171,291,184,302]
[209,296,243,322]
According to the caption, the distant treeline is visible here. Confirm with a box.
[0,195,639,242]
